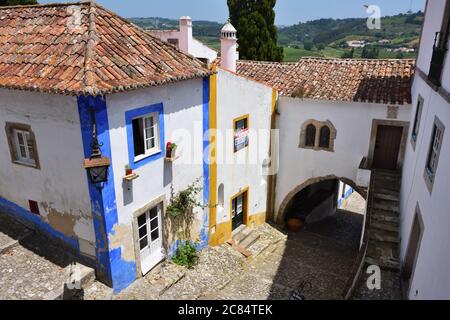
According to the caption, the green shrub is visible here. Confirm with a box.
[172,241,199,268]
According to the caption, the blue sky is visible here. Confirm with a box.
[40,0,426,25]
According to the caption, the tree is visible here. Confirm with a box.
[0,0,37,5]
[303,40,314,51]
[227,0,284,62]
[341,48,354,59]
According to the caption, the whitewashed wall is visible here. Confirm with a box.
[275,97,411,221]
[0,89,95,257]
[106,79,205,264]
[215,69,273,226]
[400,56,450,299]
[416,0,450,93]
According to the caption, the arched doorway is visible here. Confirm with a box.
[277,175,367,226]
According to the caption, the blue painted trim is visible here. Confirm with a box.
[0,196,80,251]
[78,96,137,293]
[125,103,165,170]
[199,77,210,250]
[338,187,354,208]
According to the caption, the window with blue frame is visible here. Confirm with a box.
[126,103,165,169]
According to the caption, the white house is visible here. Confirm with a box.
[0,2,212,293]
[399,0,450,300]
[148,16,218,65]
[230,57,415,226]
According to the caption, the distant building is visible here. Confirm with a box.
[347,40,366,48]
[147,16,218,65]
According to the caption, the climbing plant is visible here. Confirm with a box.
[166,178,203,241]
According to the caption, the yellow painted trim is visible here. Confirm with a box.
[266,88,278,222]
[272,89,277,114]
[233,114,250,153]
[209,65,218,246]
[247,212,267,228]
[230,187,250,227]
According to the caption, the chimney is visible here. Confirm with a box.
[221,22,238,72]
[179,16,193,53]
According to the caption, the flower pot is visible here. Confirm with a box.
[287,218,303,232]
[125,169,133,176]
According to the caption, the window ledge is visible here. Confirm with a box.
[13,160,38,169]
[123,173,140,182]
[134,150,162,163]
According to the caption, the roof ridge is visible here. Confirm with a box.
[0,1,88,10]
[82,0,99,94]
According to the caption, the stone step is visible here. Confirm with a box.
[43,263,96,300]
[369,230,400,244]
[373,193,400,202]
[372,201,400,214]
[366,257,401,272]
[371,221,399,233]
[226,239,252,258]
[372,209,399,220]
[233,226,252,245]
[240,233,261,249]
[373,188,400,197]
[371,214,400,225]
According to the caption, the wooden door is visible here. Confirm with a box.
[231,191,247,231]
[372,125,403,171]
[138,204,164,275]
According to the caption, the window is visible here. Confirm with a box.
[425,117,445,191]
[29,200,40,215]
[411,96,424,147]
[319,126,331,148]
[5,122,40,169]
[299,120,336,152]
[233,115,249,153]
[132,113,160,161]
[218,184,224,208]
[167,38,179,48]
[305,124,316,147]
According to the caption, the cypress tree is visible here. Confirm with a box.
[227,0,284,62]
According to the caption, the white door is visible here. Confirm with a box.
[137,204,164,275]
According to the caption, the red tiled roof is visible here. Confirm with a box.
[0,2,212,96]
[235,58,416,105]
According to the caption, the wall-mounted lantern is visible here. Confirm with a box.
[83,110,110,184]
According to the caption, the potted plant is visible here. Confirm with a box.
[125,164,133,176]
[166,142,178,159]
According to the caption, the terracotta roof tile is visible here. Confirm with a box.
[234,58,415,105]
[0,1,212,96]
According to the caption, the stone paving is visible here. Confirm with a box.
[116,194,366,301]
[0,212,84,300]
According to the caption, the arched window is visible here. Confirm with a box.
[319,126,331,148]
[218,184,224,208]
[305,124,316,147]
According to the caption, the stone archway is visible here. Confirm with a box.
[276,175,367,225]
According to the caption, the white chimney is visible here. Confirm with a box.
[221,22,238,72]
[179,16,193,53]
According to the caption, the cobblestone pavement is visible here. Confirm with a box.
[0,212,81,300]
[116,193,366,301]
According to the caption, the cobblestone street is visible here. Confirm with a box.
[0,192,366,300]
[116,193,366,300]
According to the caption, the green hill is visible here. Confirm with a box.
[129,11,423,62]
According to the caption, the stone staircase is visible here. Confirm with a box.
[227,224,284,258]
[366,170,402,272]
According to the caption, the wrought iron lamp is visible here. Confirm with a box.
[83,110,110,184]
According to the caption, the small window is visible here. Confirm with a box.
[218,184,224,208]
[305,124,316,147]
[5,122,39,169]
[425,117,445,190]
[234,115,249,153]
[29,200,40,215]
[411,96,424,146]
[167,38,179,48]
[319,126,331,148]
[132,113,160,161]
